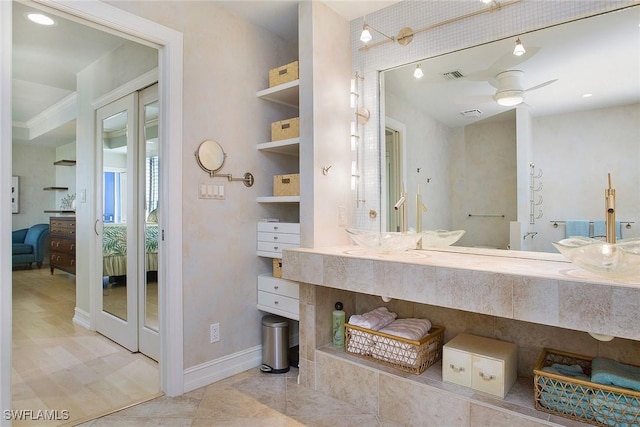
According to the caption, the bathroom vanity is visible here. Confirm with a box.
[282,246,640,425]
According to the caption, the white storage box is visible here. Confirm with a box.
[443,334,517,398]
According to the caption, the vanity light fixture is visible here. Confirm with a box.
[360,18,395,44]
[413,64,424,79]
[359,0,519,52]
[360,24,373,43]
[513,37,526,56]
[26,12,55,26]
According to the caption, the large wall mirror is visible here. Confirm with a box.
[380,6,639,253]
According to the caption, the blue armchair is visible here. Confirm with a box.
[12,224,50,269]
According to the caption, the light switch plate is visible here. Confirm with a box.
[199,183,225,200]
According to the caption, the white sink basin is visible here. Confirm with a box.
[346,228,421,253]
[421,229,466,248]
[552,237,640,279]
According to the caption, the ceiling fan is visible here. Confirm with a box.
[456,70,558,107]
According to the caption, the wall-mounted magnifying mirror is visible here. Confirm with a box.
[196,139,226,175]
[194,139,255,187]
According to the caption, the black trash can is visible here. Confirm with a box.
[260,315,289,373]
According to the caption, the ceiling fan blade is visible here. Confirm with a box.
[525,78,558,92]
[453,94,494,105]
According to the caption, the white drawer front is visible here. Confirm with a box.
[257,291,299,315]
[258,274,299,298]
[472,356,506,398]
[442,348,472,388]
[257,222,300,234]
[257,232,301,245]
[257,241,299,254]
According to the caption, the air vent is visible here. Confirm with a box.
[460,109,482,118]
[442,70,465,80]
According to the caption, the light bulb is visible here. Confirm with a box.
[513,38,526,56]
[360,25,372,43]
[27,13,55,26]
[413,64,424,79]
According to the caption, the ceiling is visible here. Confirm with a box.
[12,2,128,147]
[384,6,640,128]
[12,0,398,148]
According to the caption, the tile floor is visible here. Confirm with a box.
[76,367,400,426]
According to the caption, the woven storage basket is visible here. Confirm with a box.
[269,61,299,87]
[273,173,300,196]
[271,117,299,141]
[345,323,445,375]
[533,348,640,426]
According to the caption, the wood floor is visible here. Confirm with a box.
[11,268,159,426]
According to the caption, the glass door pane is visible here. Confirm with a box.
[102,109,129,321]
[143,99,159,333]
[138,83,160,361]
[96,92,138,353]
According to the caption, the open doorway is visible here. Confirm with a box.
[11,2,160,421]
[3,0,185,419]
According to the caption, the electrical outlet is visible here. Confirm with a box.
[210,323,220,343]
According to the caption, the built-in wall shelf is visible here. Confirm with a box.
[53,159,76,166]
[44,210,75,214]
[43,187,69,191]
[318,346,540,424]
[257,196,300,203]
[256,80,299,108]
[257,138,300,156]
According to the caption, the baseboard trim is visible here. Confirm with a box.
[72,307,91,330]
[183,345,262,393]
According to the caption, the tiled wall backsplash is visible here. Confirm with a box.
[349,0,635,230]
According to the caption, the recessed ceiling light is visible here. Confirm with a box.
[582,93,593,98]
[26,13,55,26]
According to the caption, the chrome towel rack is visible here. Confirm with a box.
[550,221,634,229]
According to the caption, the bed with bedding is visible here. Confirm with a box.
[103,223,158,277]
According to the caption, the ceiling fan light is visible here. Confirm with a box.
[496,90,524,106]
[413,64,424,79]
[360,24,372,43]
[513,38,526,56]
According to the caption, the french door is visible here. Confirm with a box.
[96,84,159,360]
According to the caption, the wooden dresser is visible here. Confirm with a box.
[49,216,76,275]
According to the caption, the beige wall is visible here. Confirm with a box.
[11,143,56,230]
[531,103,640,251]
[106,1,298,369]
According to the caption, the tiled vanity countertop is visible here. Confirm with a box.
[282,246,640,341]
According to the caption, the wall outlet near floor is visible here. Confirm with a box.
[210,323,220,343]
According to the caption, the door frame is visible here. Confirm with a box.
[0,0,184,413]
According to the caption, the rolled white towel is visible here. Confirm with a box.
[348,307,397,331]
[377,318,432,341]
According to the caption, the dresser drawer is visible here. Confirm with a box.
[257,290,299,316]
[50,239,75,253]
[258,274,299,298]
[257,241,299,255]
[50,218,76,233]
[50,252,75,271]
[442,348,472,387]
[257,222,300,234]
[257,232,300,245]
